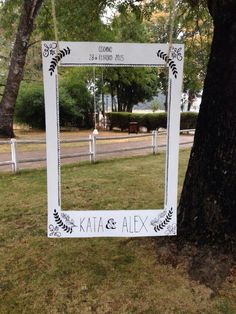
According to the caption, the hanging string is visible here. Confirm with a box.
[157,0,177,92]
[93,67,97,130]
[157,0,177,79]
[167,0,177,59]
[51,0,59,54]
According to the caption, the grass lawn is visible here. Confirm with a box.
[0,150,236,314]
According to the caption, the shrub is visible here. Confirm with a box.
[59,87,84,127]
[15,83,45,129]
[106,112,168,131]
[144,112,167,131]
[180,112,198,129]
[130,113,147,126]
[62,75,93,128]
[106,112,131,130]
[106,111,198,132]
[15,81,93,129]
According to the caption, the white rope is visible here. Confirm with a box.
[51,0,59,54]
[93,67,97,130]
[167,0,177,58]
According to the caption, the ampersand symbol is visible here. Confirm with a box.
[106,218,117,230]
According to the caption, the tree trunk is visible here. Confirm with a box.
[187,90,195,111]
[101,91,105,117]
[110,83,114,112]
[163,93,168,112]
[117,85,123,112]
[178,2,236,244]
[0,0,44,138]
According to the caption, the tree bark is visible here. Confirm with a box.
[0,0,44,138]
[178,1,236,244]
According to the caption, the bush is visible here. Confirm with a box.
[15,81,93,129]
[106,112,131,130]
[59,87,84,127]
[144,112,167,131]
[130,113,147,126]
[15,83,45,129]
[106,111,198,132]
[106,112,167,131]
[62,74,93,128]
[180,112,198,129]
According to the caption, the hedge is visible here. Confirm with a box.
[106,112,131,131]
[180,112,198,130]
[106,111,198,131]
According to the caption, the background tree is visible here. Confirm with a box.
[105,67,158,112]
[178,1,212,110]
[143,0,178,111]
[0,0,21,96]
[0,0,44,137]
[61,69,94,128]
[0,0,214,134]
[100,9,159,112]
[145,0,213,111]
[150,98,160,112]
[0,0,148,135]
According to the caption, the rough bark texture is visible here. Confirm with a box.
[0,0,44,138]
[178,1,236,244]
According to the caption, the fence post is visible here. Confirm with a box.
[89,134,96,163]
[155,130,158,154]
[10,138,18,172]
[152,130,158,155]
[89,135,92,163]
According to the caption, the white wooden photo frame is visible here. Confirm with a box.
[42,41,184,238]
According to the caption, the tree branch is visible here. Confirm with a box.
[22,78,41,83]
[32,0,44,19]
[27,40,41,48]
[0,54,8,60]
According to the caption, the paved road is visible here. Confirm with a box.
[0,133,194,172]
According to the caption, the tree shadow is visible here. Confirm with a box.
[154,237,236,294]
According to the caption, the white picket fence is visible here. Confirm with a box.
[0,130,194,173]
